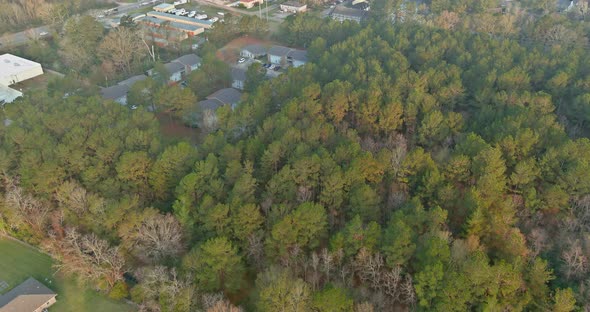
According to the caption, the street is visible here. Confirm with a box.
[0,25,51,49]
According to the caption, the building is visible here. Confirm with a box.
[268,45,293,65]
[100,84,131,105]
[287,49,308,67]
[280,1,307,12]
[241,44,267,59]
[163,61,185,82]
[207,87,242,109]
[174,54,202,73]
[0,54,44,104]
[146,11,214,29]
[154,3,175,12]
[231,67,246,90]
[330,5,367,22]
[0,277,57,312]
[240,0,263,8]
[138,16,205,41]
[118,74,148,87]
[266,45,308,67]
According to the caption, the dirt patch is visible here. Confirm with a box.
[157,113,202,144]
[215,36,276,63]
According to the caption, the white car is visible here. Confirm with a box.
[39,31,49,36]
[195,14,207,19]
[209,17,219,22]
[238,58,246,63]
[217,12,225,16]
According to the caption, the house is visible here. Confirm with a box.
[207,87,242,109]
[268,45,293,65]
[280,1,307,12]
[138,16,205,37]
[352,1,370,10]
[100,84,130,105]
[0,54,44,104]
[267,45,308,67]
[147,11,214,29]
[118,74,148,87]
[231,68,246,90]
[173,54,202,73]
[287,49,308,67]
[163,61,186,82]
[0,277,57,312]
[240,0,263,9]
[195,88,242,129]
[153,3,175,12]
[241,44,267,59]
[330,5,367,22]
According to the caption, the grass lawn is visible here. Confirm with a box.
[0,237,134,312]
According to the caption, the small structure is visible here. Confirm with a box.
[173,54,202,73]
[207,88,242,108]
[280,1,307,12]
[0,54,44,104]
[154,3,175,12]
[231,67,246,90]
[239,0,263,8]
[241,44,267,59]
[330,5,367,22]
[0,277,57,312]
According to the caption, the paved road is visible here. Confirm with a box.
[0,25,51,49]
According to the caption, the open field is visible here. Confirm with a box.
[0,237,134,312]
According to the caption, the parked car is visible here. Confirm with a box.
[238,58,246,64]
[263,64,270,68]
[39,31,49,36]
[274,66,281,71]
[210,17,219,22]
[217,12,225,16]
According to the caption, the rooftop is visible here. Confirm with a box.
[243,44,267,55]
[198,99,224,111]
[0,54,42,83]
[174,54,202,67]
[100,84,129,100]
[0,277,56,312]
[268,45,293,57]
[164,61,185,74]
[139,16,204,32]
[0,84,22,104]
[154,3,175,9]
[207,88,242,106]
[287,49,307,62]
[118,74,147,87]
[231,67,247,81]
[331,5,367,18]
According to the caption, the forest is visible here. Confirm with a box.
[1,10,590,312]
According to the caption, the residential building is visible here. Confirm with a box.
[267,45,308,67]
[118,74,148,87]
[268,45,293,65]
[280,1,307,12]
[174,54,202,73]
[138,16,205,38]
[330,5,367,22]
[231,67,246,90]
[147,11,214,29]
[163,61,185,82]
[240,0,263,9]
[207,87,242,109]
[195,88,242,128]
[153,3,175,12]
[0,277,57,312]
[100,84,130,105]
[0,54,44,104]
[287,49,308,67]
[241,44,267,59]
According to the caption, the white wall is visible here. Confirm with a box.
[0,65,44,86]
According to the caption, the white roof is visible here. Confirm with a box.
[0,54,42,81]
[0,84,22,104]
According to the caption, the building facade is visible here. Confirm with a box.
[280,1,307,12]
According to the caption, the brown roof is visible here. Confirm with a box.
[0,277,56,312]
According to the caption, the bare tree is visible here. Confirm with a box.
[203,293,243,312]
[3,177,51,234]
[99,27,146,73]
[562,240,589,280]
[43,228,125,289]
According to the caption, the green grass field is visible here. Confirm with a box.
[0,238,134,312]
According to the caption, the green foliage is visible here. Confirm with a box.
[312,287,354,312]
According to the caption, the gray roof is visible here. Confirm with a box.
[282,1,306,7]
[198,99,224,111]
[118,74,147,87]
[268,45,293,57]
[231,67,247,82]
[287,49,307,62]
[331,5,367,18]
[207,88,242,106]
[164,61,185,74]
[174,54,202,67]
[243,44,267,55]
[0,277,56,312]
[100,84,129,100]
